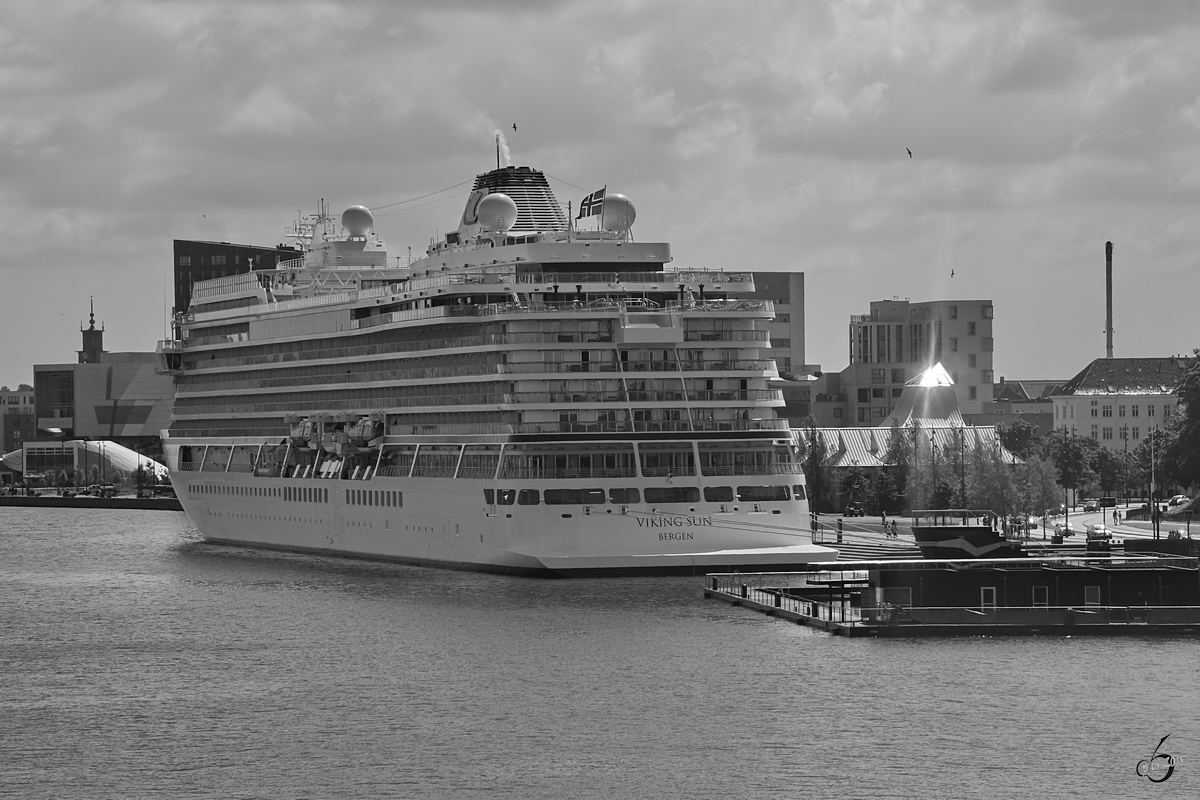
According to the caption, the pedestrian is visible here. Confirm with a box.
[882,510,888,528]
[1113,509,1118,526]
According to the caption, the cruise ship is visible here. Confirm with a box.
[158,165,837,575]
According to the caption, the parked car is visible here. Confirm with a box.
[843,503,865,517]
[1086,524,1112,541]
[1083,500,1099,512]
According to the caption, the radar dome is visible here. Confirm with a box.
[476,193,518,232]
[601,193,636,232]
[342,205,374,237]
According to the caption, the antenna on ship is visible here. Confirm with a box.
[495,133,500,170]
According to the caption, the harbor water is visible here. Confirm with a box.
[2,507,1198,799]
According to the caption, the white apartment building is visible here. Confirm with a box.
[1052,357,1192,450]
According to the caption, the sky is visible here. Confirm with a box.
[3,0,1199,389]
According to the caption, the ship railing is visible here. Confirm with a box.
[181,332,251,347]
[192,272,265,300]
[156,339,183,353]
[698,463,805,476]
[683,330,771,343]
[267,291,357,314]
[497,467,641,480]
[665,299,773,313]
[687,390,783,403]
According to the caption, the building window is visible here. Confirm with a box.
[1165,405,1172,418]
[1148,405,1155,417]
[1118,405,1126,417]
[1132,405,1139,417]
[949,337,958,352]
[892,388,902,398]
[833,408,843,418]
[858,389,869,403]
[1090,424,1098,439]
[1102,427,1113,440]
[857,408,868,422]
[1133,427,1140,440]
[891,369,905,383]
[871,369,885,382]
[771,338,791,349]
[949,305,958,320]
[982,337,993,351]
[981,369,994,383]
[968,353,977,368]
[776,357,791,374]
[1091,401,1098,417]
[873,407,886,418]
[178,256,191,266]
[775,313,790,323]
[211,255,227,265]
[968,321,977,336]
[872,388,885,398]
[982,305,993,319]
[1102,405,1112,417]
[969,386,977,400]
[952,371,959,383]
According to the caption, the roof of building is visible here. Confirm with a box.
[994,380,1065,402]
[795,425,1018,467]
[1055,357,1195,397]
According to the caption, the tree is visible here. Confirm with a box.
[1041,427,1096,501]
[1162,357,1200,489]
[997,418,1040,460]
[797,417,832,512]
[1014,454,1061,519]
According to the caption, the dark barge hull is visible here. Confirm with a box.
[912,525,1023,559]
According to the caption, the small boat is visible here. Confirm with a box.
[910,509,1023,559]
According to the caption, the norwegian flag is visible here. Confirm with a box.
[576,187,606,219]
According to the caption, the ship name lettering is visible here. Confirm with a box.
[636,516,713,528]
[659,531,695,541]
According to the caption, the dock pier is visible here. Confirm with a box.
[705,555,1200,636]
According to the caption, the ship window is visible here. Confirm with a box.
[608,488,641,504]
[484,489,495,505]
[703,486,734,503]
[980,587,996,610]
[792,484,807,500]
[517,489,540,505]
[1033,586,1048,607]
[1084,586,1100,606]
[737,485,789,502]
[644,487,701,504]
[545,488,605,505]
[497,489,516,505]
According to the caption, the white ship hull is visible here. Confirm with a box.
[170,468,837,576]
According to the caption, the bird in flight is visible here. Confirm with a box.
[951,269,955,278]
[512,123,517,131]
[906,148,912,158]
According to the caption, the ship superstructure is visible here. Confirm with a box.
[158,165,835,575]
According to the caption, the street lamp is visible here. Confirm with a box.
[1120,425,1129,509]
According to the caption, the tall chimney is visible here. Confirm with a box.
[1105,241,1113,359]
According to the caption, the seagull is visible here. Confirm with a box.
[512,123,517,131]
[951,269,955,278]
[906,148,912,158]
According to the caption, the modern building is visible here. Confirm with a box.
[1051,357,1193,450]
[810,298,995,426]
[751,272,808,378]
[173,240,302,316]
[32,304,175,460]
[1,384,35,453]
